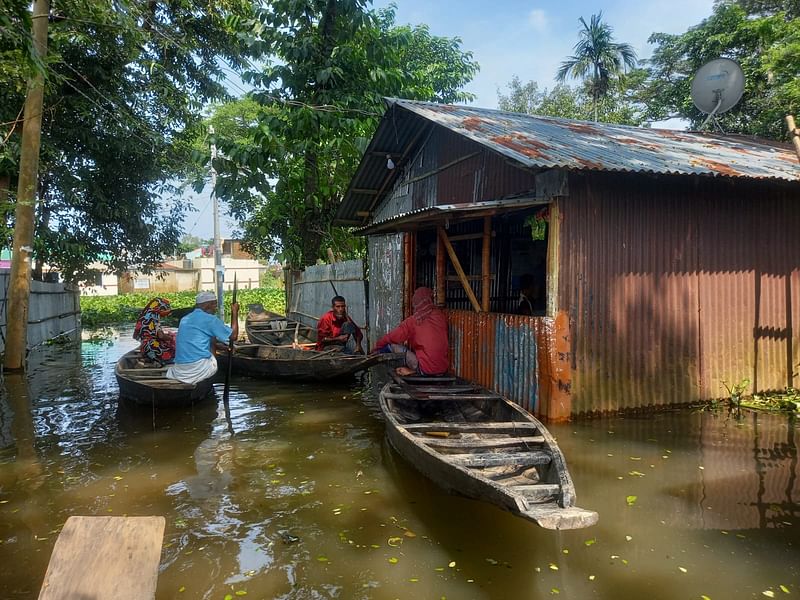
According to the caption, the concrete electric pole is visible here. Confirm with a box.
[209,126,224,320]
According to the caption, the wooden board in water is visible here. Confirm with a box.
[38,516,165,600]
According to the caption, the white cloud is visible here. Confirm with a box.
[528,8,548,32]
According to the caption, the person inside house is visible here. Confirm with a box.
[517,273,537,316]
[316,295,364,354]
[371,286,449,377]
[166,291,239,384]
[133,296,176,365]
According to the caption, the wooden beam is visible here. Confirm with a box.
[351,188,378,195]
[447,231,495,242]
[38,516,165,600]
[355,211,371,217]
[481,216,491,312]
[438,227,481,313]
[436,228,445,305]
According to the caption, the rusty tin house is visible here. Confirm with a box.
[335,99,800,419]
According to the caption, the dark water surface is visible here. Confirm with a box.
[0,330,798,599]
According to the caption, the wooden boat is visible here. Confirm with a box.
[379,375,598,530]
[115,350,216,408]
[217,344,387,381]
[245,306,317,346]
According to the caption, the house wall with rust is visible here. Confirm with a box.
[559,171,800,414]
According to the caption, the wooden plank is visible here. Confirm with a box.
[512,483,562,502]
[398,376,457,384]
[420,435,545,449]
[481,216,491,312]
[38,516,165,600]
[438,226,481,312]
[448,451,551,468]
[404,421,540,433]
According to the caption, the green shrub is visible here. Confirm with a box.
[80,288,286,328]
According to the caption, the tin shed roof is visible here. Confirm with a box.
[336,99,799,225]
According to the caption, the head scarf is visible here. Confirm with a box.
[412,287,435,324]
[133,297,172,341]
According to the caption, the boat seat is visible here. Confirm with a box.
[448,450,551,468]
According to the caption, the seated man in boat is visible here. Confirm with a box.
[371,287,448,377]
[166,291,239,384]
[133,297,175,365]
[316,295,364,354]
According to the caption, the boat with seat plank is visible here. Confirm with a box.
[115,350,216,408]
[245,306,316,346]
[217,344,389,381]
[379,375,598,530]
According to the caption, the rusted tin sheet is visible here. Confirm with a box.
[560,171,800,414]
[390,99,799,182]
[448,310,543,415]
[368,234,404,349]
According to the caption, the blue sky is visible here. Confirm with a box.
[187,0,716,240]
[372,0,715,109]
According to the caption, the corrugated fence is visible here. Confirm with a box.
[0,271,81,355]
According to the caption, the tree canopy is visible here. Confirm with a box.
[1,0,259,282]
[556,13,638,122]
[497,73,648,126]
[641,0,800,137]
[202,3,479,268]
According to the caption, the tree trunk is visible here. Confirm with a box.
[5,0,49,371]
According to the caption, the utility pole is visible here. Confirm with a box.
[210,125,224,319]
[5,0,50,371]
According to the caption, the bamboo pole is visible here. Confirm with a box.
[438,227,481,313]
[787,116,800,161]
[481,216,491,312]
[5,0,50,371]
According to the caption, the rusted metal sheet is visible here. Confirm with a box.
[390,99,799,182]
[560,171,800,414]
[448,310,543,415]
[368,234,404,349]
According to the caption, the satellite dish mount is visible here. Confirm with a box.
[690,58,745,133]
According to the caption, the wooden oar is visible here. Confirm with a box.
[223,274,237,407]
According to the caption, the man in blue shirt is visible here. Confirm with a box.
[166,291,239,384]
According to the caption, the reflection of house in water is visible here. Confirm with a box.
[692,413,799,530]
[642,412,800,530]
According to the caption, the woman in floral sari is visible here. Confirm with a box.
[133,297,175,364]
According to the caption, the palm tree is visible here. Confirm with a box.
[556,13,637,122]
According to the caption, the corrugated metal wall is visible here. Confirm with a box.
[560,171,800,414]
[287,260,368,336]
[367,234,405,349]
[448,310,545,415]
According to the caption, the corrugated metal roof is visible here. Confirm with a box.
[336,98,799,225]
[354,197,544,235]
[391,98,799,180]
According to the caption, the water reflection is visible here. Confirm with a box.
[0,330,797,599]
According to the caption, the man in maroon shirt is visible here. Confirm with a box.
[371,287,449,376]
[316,295,364,354]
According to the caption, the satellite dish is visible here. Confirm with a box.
[690,58,745,129]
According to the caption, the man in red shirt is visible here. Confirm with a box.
[372,287,448,377]
[316,295,364,354]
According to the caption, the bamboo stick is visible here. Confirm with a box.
[787,116,800,161]
[437,228,481,312]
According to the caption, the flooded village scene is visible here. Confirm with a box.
[1,1,799,599]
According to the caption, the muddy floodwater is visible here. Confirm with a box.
[0,329,798,599]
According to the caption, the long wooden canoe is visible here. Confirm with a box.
[115,350,216,408]
[217,344,386,381]
[379,375,598,530]
[245,307,316,346]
